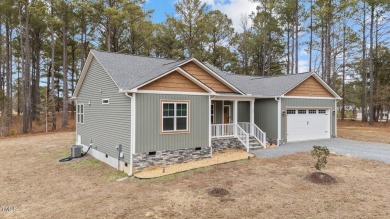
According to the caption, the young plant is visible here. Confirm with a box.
[311,146,330,171]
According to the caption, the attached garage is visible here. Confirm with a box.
[286,108,331,141]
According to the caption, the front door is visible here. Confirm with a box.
[223,106,230,124]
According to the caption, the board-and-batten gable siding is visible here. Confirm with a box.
[77,57,131,163]
[285,76,334,97]
[254,99,279,140]
[135,93,209,153]
[180,62,235,93]
[281,98,337,141]
[138,71,208,93]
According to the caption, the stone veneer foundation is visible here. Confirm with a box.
[133,138,244,171]
[211,137,246,152]
[133,147,211,171]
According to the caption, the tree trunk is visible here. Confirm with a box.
[294,0,299,74]
[50,2,57,131]
[368,4,375,125]
[22,3,31,134]
[309,0,313,72]
[361,2,368,122]
[62,4,68,128]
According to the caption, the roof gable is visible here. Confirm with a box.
[285,75,334,97]
[138,70,208,93]
[180,61,236,93]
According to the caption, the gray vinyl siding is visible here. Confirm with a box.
[237,101,250,122]
[281,98,337,142]
[254,99,279,140]
[136,93,209,153]
[77,58,131,163]
[214,101,223,124]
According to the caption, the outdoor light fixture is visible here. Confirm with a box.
[88,101,91,105]
[282,110,286,116]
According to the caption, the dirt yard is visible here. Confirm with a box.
[1,132,390,218]
[338,120,390,144]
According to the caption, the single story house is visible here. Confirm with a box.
[74,50,341,175]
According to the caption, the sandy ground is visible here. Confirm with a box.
[338,120,390,144]
[1,132,390,218]
[135,149,254,179]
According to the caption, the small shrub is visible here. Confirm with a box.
[311,145,330,171]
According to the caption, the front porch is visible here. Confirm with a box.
[210,98,267,152]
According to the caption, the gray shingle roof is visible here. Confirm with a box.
[204,63,313,96]
[91,50,189,90]
[91,50,322,97]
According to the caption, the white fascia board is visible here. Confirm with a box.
[131,67,215,94]
[213,95,256,101]
[178,58,245,95]
[282,96,338,100]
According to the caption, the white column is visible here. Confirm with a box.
[233,100,238,136]
[250,100,255,135]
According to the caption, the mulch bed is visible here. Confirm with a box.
[305,172,337,185]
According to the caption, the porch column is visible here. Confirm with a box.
[233,100,238,136]
[250,100,255,135]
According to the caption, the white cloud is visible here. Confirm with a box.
[298,60,309,73]
[200,0,259,32]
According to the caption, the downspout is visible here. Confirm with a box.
[275,97,281,146]
[124,91,133,176]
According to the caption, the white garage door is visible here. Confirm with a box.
[286,109,330,142]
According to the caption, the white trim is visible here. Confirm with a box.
[334,100,337,137]
[221,100,224,123]
[77,104,84,124]
[135,90,210,96]
[102,98,109,104]
[277,98,281,146]
[281,73,341,99]
[233,100,238,136]
[282,96,338,100]
[178,58,244,95]
[213,95,256,101]
[131,93,136,155]
[131,67,216,94]
[161,101,189,132]
[208,96,212,149]
[75,98,78,144]
[250,100,255,135]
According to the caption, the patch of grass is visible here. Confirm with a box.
[70,157,102,169]
[103,169,128,181]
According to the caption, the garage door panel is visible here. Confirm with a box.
[287,109,330,142]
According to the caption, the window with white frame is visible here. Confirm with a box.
[77,104,84,124]
[162,101,189,132]
[211,103,215,124]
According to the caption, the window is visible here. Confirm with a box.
[308,110,317,114]
[298,110,307,114]
[211,103,215,124]
[318,109,326,114]
[287,110,296,114]
[162,101,189,132]
[77,104,84,124]
[102,99,109,104]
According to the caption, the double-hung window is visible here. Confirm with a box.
[77,104,84,124]
[162,101,189,132]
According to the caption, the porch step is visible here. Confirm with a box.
[249,142,264,150]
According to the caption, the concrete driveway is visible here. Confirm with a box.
[252,138,390,163]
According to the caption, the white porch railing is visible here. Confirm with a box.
[238,122,267,148]
[211,123,250,152]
